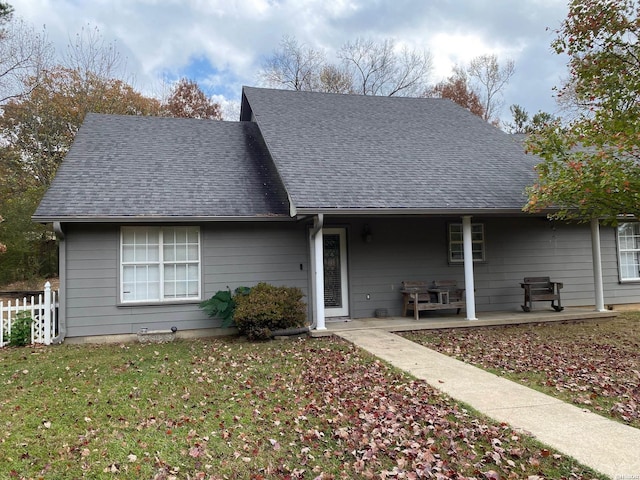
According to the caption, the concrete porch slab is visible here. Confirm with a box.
[310,307,618,337]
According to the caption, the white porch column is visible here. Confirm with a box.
[590,218,606,312]
[462,215,478,320]
[312,215,326,330]
[44,281,52,345]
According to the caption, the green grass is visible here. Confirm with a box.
[0,336,605,479]
[402,312,640,430]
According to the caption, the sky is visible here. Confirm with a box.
[13,0,571,122]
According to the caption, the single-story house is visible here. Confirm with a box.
[33,86,640,341]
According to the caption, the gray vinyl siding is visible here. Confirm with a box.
[343,217,639,318]
[63,222,308,337]
[62,217,640,337]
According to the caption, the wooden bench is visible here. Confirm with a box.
[520,277,563,312]
[401,280,465,320]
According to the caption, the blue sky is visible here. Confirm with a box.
[14,0,569,122]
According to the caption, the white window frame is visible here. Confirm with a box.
[120,226,201,303]
[617,222,640,282]
[448,223,485,263]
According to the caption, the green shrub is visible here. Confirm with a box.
[233,283,307,340]
[199,286,250,327]
[8,311,32,347]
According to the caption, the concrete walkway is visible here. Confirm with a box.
[336,329,640,479]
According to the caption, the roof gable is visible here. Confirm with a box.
[242,86,540,213]
[34,113,290,221]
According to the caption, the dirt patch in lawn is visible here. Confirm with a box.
[401,314,640,429]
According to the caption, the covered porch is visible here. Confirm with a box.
[309,307,618,337]
[306,214,620,333]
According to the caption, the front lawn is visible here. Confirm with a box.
[402,312,640,429]
[0,336,603,479]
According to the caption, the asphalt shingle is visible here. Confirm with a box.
[241,86,540,213]
[33,113,290,221]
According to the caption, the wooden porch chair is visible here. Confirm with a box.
[400,281,431,320]
[431,280,465,314]
[520,276,563,312]
[401,280,465,319]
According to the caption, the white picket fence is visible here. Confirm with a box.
[0,282,58,347]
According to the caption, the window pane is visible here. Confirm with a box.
[449,223,484,263]
[187,264,199,281]
[472,231,483,241]
[123,265,160,301]
[176,264,187,281]
[187,245,199,261]
[122,266,135,301]
[620,251,640,280]
[175,244,188,262]
[187,280,199,296]
[122,245,135,262]
[175,228,187,244]
[163,264,198,299]
[121,226,200,303]
[187,228,199,243]
[618,223,640,280]
[122,230,136,245]
[134,245,147,262]
[175,280,187,296]
[450,243,463,261]
[164,244,176,262]
[165,264,175,281]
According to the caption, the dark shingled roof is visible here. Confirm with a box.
[241,86,540,214]
[33,113,290,221]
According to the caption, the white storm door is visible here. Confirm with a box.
[323,228,349,317]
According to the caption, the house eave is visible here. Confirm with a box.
[31,214,295,224]
[293,207,547,217]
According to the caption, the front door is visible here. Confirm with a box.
[323,228,349,317]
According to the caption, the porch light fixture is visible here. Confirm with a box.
[362,224,373,243]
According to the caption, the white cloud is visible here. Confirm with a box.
[12,0,570,121]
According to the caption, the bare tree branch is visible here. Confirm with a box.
[0,19,52,104]
[467,54,515,122]
[259,35,432,97]
[259,36,326,91]
[339,37,432,97]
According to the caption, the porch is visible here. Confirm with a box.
[309,307,619,337]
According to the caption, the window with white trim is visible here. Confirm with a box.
[617,222,640,281]
[448,223,485,263]
[120,226,201,303]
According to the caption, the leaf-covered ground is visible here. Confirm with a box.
[0,337,603,479]
[402,313,640,430]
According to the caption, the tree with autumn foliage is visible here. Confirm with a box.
[525,0,640,223]
[1,66,161,187]
[0,25,161,284]
[1,25,161,187]
[0,215,6,255]
[426,66,485,118]
[161,78,221,120]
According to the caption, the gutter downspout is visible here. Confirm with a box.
[50,222,66,344]
[309,214,325,330]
